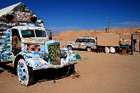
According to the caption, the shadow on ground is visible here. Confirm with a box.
[0,69,4,73]
[0,63,78,85]
[0,63,14,74]
[34,65,76,83]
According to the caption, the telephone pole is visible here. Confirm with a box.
[106,18,111,32]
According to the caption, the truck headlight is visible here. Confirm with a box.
[27,44,40,52]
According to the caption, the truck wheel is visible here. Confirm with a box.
[67,45,73,50]
[105,47,110,53]
[69,64,75,73]
[86,47,92,52]
[110,47,116,53]
[17,59,34,86]
[66,64,75,76]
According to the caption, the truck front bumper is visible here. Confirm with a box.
[33,60,78,70]
[26,53,81,70]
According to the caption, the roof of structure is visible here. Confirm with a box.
[0,2,22,17]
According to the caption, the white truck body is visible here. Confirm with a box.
[0,24,80,86]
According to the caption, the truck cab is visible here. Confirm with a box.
[0,24,80,86]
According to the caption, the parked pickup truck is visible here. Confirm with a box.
[0,24,80,86]
[67,36,97,51]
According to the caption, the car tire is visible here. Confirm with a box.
[17,59,34,86]
[67,45,73,50]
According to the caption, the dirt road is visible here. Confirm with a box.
[0,52,140,93]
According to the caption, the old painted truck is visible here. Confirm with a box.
[0,24,80,86]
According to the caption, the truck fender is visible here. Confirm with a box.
[13,54,25,74]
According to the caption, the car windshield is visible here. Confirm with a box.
[21,30,46,38]
[89,39,95,43]
[76,39,82,42]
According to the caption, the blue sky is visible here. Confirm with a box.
[0,0,140,32]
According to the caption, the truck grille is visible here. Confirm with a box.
[48,43,61,65]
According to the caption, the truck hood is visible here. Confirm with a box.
[21,37,48,44]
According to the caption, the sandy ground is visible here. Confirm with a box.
[0,51,140,93]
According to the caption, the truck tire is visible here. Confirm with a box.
[105,47,110,53]
[86,47,92,52]
[67,45,73,50]
[66,64,75,76]
[110,47,116,53]
[17,59,34,86]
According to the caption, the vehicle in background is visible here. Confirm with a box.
[67,33,132,54]
[67,36,97,52]
[96,33,131,54]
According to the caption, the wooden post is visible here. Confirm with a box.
[130,33,133,55]
[139,34,140,53]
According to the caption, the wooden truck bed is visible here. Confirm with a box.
[96,33,120,46]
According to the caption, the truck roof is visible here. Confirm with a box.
[12,25,45,31]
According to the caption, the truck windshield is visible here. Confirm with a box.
[21,30,35,38]
[21,30,46,38]
[35,30,46,37]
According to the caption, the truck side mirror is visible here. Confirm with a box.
[48,31,52,40]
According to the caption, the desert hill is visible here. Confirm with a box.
[54,28,139,41]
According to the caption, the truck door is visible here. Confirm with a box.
[0,29,13,62]
[79,39,87,49]
[11,29,21,55]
